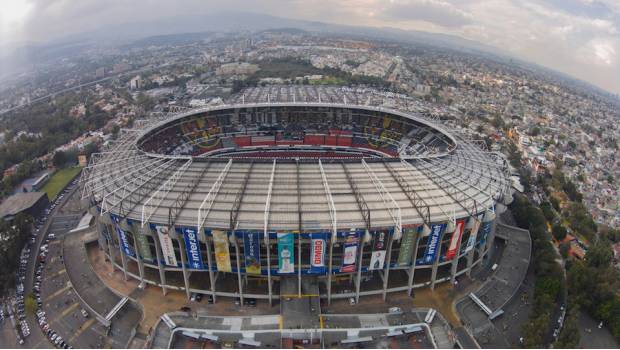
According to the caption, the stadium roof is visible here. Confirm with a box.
[82,87,511,231]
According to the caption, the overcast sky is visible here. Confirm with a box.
[1,0,619,94]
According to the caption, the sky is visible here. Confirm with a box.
[1,0,619,94]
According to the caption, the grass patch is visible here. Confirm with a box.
[41,166,81,200]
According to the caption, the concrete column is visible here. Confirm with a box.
[203,233,217,303]
[450,226,466,285]
[407,233,421,296]
[105,223,117,272]
[465,220,480,277]
[355,230,367,304]
[297,233,302,298]
[117,228,129,281]
[151,229,168,295]
[264,232,272,306]
[381,232,395,301]
[177,236,191,300]
[130,231,145,284]
[485,219,498,260]
[233,231,244,305]
[430,235,444,290]
[326,233,335,305]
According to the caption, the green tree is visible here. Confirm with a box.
[552,223,567,241]
[559,242,570,259]
[586,240,612,269]
[53,151,67,167]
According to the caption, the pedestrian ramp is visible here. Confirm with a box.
[105,296,129,321]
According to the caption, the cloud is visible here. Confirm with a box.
[579,37,617,66]
[379,0,473,28]
[0,0,619,94]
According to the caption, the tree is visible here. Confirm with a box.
[0,213,32,296]
[540,201,555,222]
[586,240,613,269]
[53,150,67,167]
[554,306,581,348]
[547,200,560,215]
[552,223,567,241]
[559,242,570,259]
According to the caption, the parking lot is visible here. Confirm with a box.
[37,238,109,348]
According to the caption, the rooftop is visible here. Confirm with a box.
[0,191,47,218]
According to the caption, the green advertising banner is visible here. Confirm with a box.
[135,232,153,261]
[397,226,417,266]
[277,233,295,273]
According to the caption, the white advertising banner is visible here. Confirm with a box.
[465,219,481,253]
[155,225,178,266]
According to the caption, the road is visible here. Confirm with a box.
[578,311,619,348]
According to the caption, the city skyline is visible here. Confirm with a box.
[1,0,620,95]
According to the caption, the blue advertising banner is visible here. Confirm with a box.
[417,223,446,265]
[478,220,493,247]
[243,231,261,275]
[309,232,326,274]
[182,227,203,269]
[111,215,135,258]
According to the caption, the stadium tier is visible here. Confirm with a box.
[81,94,512,303]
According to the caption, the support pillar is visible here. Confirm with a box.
[326,233,335,305]
[204,234,217,303]
[152,229,168,295]
[118,233,129,282]
[485,219,498,260]
[430,236,444,290]
[297,233,302,298]
[407,233,421,296]
[233,232,244,305]
[178,238,191,300]
[382,232,395,301]
[105,223,116,271]
[130,232,145,285]
[450,227,466,285]
[355,230,366,304]
[265,232,273,306]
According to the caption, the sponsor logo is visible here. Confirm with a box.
[312,239,324,265]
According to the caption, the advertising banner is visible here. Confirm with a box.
[418,223,446,265]
[445,220,466,261]
[465,218,481,253]
[478,220,493,247]
[309,233,326,274]
[243,231,261,275]
[277,233,295,273]
[135,232,153,261]
[182,227,203,269]
[341,231,359,272]
[113,216,135,258]
[397,226,418,266]
[369,229,388,270]
[212,230,232,272]
[155,225,177,266]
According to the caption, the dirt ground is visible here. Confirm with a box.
[88,244,480,333]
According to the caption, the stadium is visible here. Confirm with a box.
[81,86,512,305]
